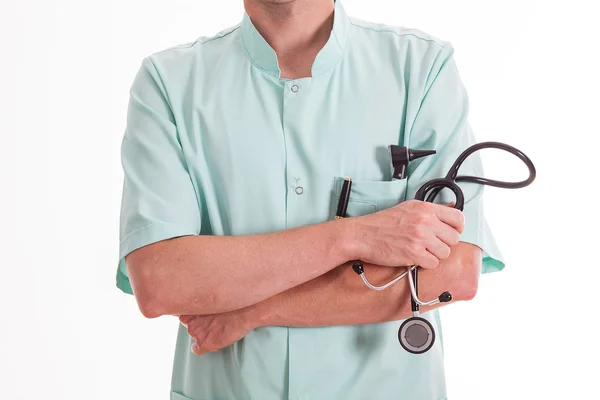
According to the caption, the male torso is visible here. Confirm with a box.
[117,2,503,399]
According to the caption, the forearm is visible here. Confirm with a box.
[247,242,482,327]
[126,218,353,317]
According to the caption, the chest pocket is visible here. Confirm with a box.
[330,176,408,218]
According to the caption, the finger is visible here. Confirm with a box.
[415,250,440,269]
[191,342,205,356]
[181,315,203,330]
[186,318,204,338]
[432,204,464,233]
[432,221,461,247]
[424,236,451,262]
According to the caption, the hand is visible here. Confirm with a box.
[179,308,258,356]
[348,200,464,269]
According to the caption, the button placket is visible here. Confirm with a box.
[282,78,314,400]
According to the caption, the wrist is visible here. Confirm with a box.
[240,303,269,330]
[332,217,363,262]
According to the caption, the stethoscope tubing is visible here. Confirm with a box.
[355,141,537,312]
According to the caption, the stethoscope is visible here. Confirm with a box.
[349,141,536,354]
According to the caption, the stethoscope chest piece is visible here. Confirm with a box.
[398,317,435,354]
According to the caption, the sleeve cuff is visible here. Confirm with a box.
[116,222,199,295]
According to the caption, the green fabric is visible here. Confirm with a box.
[117,1,503,398]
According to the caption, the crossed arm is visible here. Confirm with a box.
[243,242,480,328]
[126,212,481,355]
[181,243,479,355]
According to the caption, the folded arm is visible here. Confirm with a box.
[127,199,465,319]
[126,219,351,318]
[180,241,481,355]
[246,241,481,328]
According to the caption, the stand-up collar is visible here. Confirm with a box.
[241,0,350,78]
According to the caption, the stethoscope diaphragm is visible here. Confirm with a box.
[398,316,435,354]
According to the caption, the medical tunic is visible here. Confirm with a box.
[117,1,504,399]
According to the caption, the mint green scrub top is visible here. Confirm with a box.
[117,1,504,399]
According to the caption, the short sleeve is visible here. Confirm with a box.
[404,44,504,274]
[116,58,201,294]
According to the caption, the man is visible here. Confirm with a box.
[117,0,503,398]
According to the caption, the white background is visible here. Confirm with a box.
[1,0,598,399]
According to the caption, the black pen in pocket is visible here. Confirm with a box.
[334,178,367,277]
[335,178,352,219]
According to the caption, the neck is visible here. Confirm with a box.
[244,0,334,59]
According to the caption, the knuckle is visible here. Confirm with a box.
[414,213,431,225]
[413,225,429,239]
[405,199,420,208]
[416,202,431,212]
[406,231,419,246]
[411,230,423,241]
